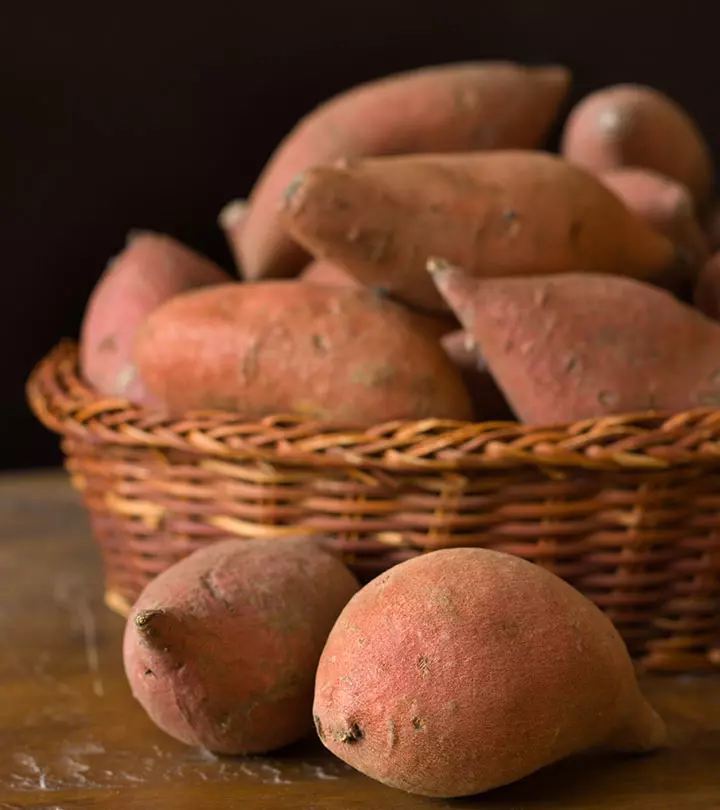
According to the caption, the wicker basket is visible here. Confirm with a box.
[27,340,720,672]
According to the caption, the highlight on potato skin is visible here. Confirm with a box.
[239,61,572,282]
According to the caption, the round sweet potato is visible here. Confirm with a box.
[80,231,230,404]
[134,281,473,422]
[124,537,359,755]
[313,548,665,798]
[561,84,714,207]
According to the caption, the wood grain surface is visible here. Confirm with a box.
[0,470,718,809]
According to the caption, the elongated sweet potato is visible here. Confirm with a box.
[79,231,231,404]
[240,62,571,282]
[134,281,473,422]
[599,168,708,275]
[281,151,679,312]
[218,198,249,272]
[429,260,720,424]
[124,537,359,754]
[314,548,665,798]
[561,84,714,207]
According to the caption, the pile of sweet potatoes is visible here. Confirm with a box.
[86,61,705,798]
[79,60,720,427]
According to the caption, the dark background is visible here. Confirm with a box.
[2,2,717,470]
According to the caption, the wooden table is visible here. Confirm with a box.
[1,470,719,810]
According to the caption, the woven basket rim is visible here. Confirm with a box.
[26,340,720,473]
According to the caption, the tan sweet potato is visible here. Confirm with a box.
[561,84,714,207]
[313,548,665,798]
[134,281,473,422]
[239,62,571,282]
[124,537,359,754]
[428,260,720,424]
[441,330,515,420]
[693,252,720,320]
[599,168,709,274]
[281,151,679,312]
[79,231,230,404]
[218,198,249,272]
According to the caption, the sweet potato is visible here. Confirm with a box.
[79,231,230,404]
[313,548,665,798]
[428,260,720,424]
[693,252,720,320]
[561,84,714,207]
[218,198,249,272]
[281,151,679,312]
[240,62,571,282]
[124,537,359,754]
[441,330,515,420]
[134,281,473,422]
[599,168,708,275]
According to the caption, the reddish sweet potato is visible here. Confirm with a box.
[429,260,720,424]
[134,281,473,422]
[313,548,665,798]
[703,201,720,253]
[441,330,515,420]
[124,537,359,754]
[281,151,679,312]
[599,168,708,275]
[79,231,231,404]
[240,62,571,281]
[218,198,249,272]
[561,84,714,207]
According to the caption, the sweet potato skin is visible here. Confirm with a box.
[429,263,720,424]
[281,151,679,312]
[79,231,230,404]
[240,62,571,282]
[599,168,709,275]
[313,548,665,798]
[561,84,714,207]
[124,537,359,755]
[134,281,473,422]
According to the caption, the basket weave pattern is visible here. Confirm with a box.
[27,341,720,672]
